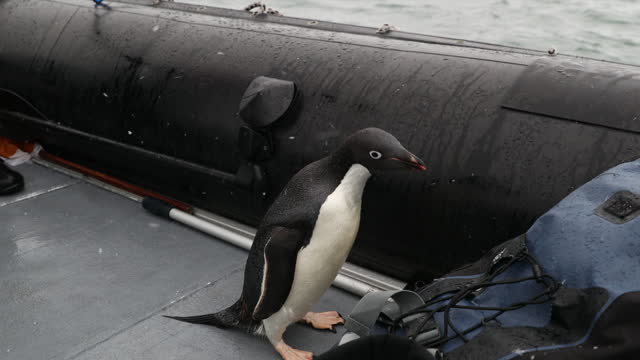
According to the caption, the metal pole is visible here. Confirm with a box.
[34,157,406,297]
[165,206,405,296]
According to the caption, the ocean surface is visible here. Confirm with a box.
[190,0,639,65]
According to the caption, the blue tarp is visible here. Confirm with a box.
[433,158,640,356]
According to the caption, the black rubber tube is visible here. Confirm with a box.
[142,196,173,219]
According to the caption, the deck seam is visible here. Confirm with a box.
[0,180,80,207]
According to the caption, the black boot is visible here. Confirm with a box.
[0,160,24,195]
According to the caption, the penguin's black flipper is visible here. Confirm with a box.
[251,226,306,319]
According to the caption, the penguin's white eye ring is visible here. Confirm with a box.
[369,150,382,160]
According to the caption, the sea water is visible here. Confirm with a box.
[193,0,640,65]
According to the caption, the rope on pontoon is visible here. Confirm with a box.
[244,2,282,16]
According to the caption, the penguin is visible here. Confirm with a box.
[165,128,426,360]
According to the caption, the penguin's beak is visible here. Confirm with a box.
[390,152,427,171]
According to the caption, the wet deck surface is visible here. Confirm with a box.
[0,163,356,360]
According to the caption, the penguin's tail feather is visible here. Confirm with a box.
[164,299,246,329]
[163,313,232,327]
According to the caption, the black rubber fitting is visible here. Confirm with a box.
[142,196,173,218]
[0,161,24,195]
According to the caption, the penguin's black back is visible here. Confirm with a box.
[263,157,348,233]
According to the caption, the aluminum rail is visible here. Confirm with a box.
[34,157,406,297]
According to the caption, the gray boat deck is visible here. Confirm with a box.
[0,162,356,360]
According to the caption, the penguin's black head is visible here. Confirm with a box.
[338,128,426,173]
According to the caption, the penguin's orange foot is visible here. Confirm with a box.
[274,340,314,360]
[301,311,344,332]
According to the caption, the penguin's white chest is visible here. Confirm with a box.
[295,165,370,295]
[268,164,371,321]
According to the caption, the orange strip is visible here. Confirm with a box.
[40,151,193,213]
[0,137,34,158]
